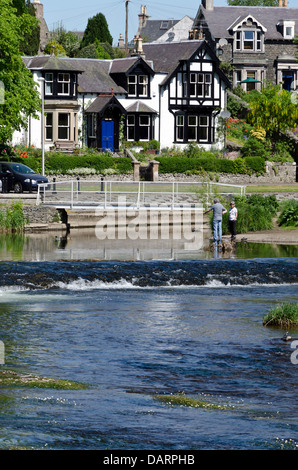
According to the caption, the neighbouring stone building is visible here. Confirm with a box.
[136,1,298,92]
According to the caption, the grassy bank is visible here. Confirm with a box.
[263,303,298,328]
[0,201,26,232]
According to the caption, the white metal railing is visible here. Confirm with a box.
[36,179,246,209]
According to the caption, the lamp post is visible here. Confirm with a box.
[37,77,45,176]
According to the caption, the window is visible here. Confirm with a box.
[198,116,209,141]
[45,73,53,95]
[139,75,148,97]
[246,71,257,91]
[234,30,263,52]
[58,113,70,140]
[175,114,211,143]
[128,74,149,97]
[139,115,150,140]
[189,73,212,98]
[45,113,53,141]
[176,115,184,141]
[243,31,254,50]
[57,73,70,95]
[127,114,135,141]
[188,115,197,141]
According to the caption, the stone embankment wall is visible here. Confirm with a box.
[23,206,59,225]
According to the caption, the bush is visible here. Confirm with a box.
[155,155,265,175]
[278,200,298,227]
[221,194,278,234]
[44,154,132,175]
[240,136,271,159]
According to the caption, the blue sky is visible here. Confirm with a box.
[43,0,298,46]
[42,0,228,46]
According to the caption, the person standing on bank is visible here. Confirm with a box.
[228,201,238,241]
[204,198,227,246]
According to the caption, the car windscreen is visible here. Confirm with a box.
[8,164,36,174]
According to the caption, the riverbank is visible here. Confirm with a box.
[235,227,298,245]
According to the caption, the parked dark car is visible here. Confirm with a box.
[0,162,48,193]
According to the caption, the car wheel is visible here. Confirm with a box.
[14,182,23,193]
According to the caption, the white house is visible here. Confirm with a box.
[14,39,230,152]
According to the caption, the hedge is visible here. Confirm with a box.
[15,154,133,175]
[155,156,265,175]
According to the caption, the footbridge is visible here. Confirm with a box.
[36,179,246,210]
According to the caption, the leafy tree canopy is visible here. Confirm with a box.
[246,84,298,136]
[49,23,82,58]
[81,13,113,48]
[0,0,40,142]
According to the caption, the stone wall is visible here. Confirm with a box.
[23,206,59,224]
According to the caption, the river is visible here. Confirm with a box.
[0,231,297,451]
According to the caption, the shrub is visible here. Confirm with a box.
[240,136,271,159]
[221,194,278,234]
[278,200,298,227]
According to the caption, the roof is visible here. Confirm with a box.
[125,100,158,113]
[138,19,180,42]
[142,40,206,75]
[197,6,298,40]
[110,56,154,75]
[23,56,126,94]
[85,95,126,114]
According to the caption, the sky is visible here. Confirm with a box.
[42,0,298,47]
[42,0,229,46]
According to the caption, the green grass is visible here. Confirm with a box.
[247,184,298,193]
[263,302,298,328]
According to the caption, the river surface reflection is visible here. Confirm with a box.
[0,229,298,262]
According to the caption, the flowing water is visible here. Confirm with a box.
[0,232,297,450]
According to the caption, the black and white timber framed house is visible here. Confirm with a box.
[16,38,230,152]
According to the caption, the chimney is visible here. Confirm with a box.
[118,33,125,49]
[138,5,149,29]
[202,0,214,11]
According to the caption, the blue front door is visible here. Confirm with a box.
[102,120,114,151]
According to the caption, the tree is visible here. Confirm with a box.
[0,0,40,143]
[81,13,113,49]
[44,40,66,56]
[246,84,298,137]
[11,0,40,56]
[49,23,81,58]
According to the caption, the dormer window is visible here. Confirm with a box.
[235,30,263,51]
[128,74,149,97]
[231,15,266,53]
[278,20,295,39]
[43,71,78,99]
[57,73,70,95]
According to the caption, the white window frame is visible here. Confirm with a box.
[57,73,70,96]
[188,115,198,141]
[127,114,135,141]
[176,115,184,141]
[58,113,70,140]
[45,112,53,141]
[45,73,53,95]
[139,75,148,97]
[189,73,212,98]
[128,75,137,96]
[198,116,209,142]
[139,114,150,141]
